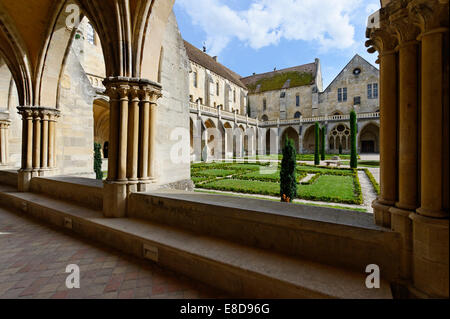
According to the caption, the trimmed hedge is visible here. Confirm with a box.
[365,168,380,195]
[280,138,297,201]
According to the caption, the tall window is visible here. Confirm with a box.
[86,23,95,45]
[193,71,198,88]
[216,82,219,96]
[296,94,300,107]
[233,90,236,102]
[354,96,361,105]
[368,83,378,99]
[263,98,267,111]
[338,87,347,101]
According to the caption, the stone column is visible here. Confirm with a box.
[48,113,57,169]
[127,86,140,193]
[32,110,41,178]
[412,26,449,298]
[138,89,150,191]
[0,119,11,166]
[103,77,162,217]
[17,107,60,191]
[148,95,158,182]
[388,13,421,282]
[371,48,398,227]
[40,112,49,174]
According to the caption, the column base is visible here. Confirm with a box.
[409,213,449,298]
[103,181,128,218]
[18,170,33,192]
[137,179,152,192]
[372,199,393,227]
[389,207,413,281]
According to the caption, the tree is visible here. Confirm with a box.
[94,143,103,180]
[321,126,326,161]
[314,122,320,165]
[280,138,297,202]
[350,110,358,168]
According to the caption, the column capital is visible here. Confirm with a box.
[389,8,421,44]
[408,0,449,34]
[0,119,11,128]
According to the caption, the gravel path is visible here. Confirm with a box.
[358,170,378,214]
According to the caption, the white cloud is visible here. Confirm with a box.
[176,0,363,55]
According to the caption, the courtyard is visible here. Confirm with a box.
[191,155,380,213]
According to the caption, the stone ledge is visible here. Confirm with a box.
[0,189,392,299]
[129,190,402,281]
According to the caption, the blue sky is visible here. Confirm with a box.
[173,0,380,88]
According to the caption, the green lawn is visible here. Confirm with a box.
[341,160,380,167]
[242,154,357,161]
[199,178,280,196]
[191,162,363,205]
[298,175,356,204]
[191,168,236,177]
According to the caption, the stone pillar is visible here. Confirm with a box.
[103,77,162,217]
[411,26,449,298]
[127,86,140,193]
[192,117,203,162]
[0,119,11,166]
[389,13,421,283]
[372,49,398,228]
[138,89,150,191]
[148,93,160,182]
[16,107,60,191]
[40,112,49,174]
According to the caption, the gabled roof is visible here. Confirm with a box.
[323,54,379,92]
[183,41,247,89]
[240,63,317,94]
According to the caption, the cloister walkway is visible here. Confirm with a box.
[0,207,224,299]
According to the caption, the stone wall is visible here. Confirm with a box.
[248,84,315,120]
[319,55,379,115]
[189,61,247,114]
[154,12,191,185]
[56,47,96,177]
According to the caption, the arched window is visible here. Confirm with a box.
[261,114,268,121]
[86,22,95,45]
[294,112,301,119]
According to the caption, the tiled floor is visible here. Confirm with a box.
[0,207,225,299]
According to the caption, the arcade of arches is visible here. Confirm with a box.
[0,0,448,299]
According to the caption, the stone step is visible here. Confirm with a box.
[0,169,18,188]
[0,188,393,298]
[129,189,401,281]
[30,176,103,211]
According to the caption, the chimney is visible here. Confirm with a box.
[213,56,218,62]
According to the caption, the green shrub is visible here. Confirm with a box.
[350,110,358,168]
[314,122,320,165]
[321,127,326,161]
[365,169,380,195]
[280,138,297,202]
[94,143,103,180]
